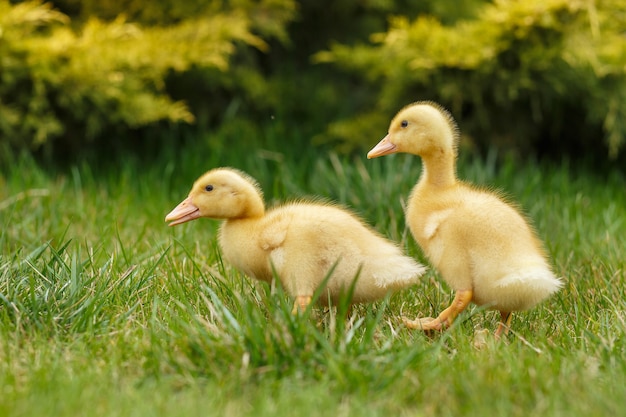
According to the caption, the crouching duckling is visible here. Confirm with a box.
[166,167,426,312]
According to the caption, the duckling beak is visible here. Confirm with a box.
[165,196,201,226]
[367,134,397,159]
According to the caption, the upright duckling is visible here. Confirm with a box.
[165,168,426,312]
[367,102,562,337]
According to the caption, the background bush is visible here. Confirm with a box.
[317,0,626,160]
[0,0,294,160]
[1,0,625,164]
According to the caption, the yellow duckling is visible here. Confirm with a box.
[367,101,563,337]
[165,167,426,312]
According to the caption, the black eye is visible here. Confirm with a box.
[401,120,408,128]
[205,185,214,192]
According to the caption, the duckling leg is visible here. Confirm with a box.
[291,295,312,314]
[494,311,512,338]
[403,289,473,331]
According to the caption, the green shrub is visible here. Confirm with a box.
[3,0,624,163]
[0,0,293,158]
[316,0,626,159]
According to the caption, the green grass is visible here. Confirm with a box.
[1,130,626,416]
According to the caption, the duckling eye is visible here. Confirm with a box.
[401,120,408,128]
[205,185,214,192]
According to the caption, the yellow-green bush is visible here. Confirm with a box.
[0,0,293,156]
[3,0,624,162]
[316,0,626,158]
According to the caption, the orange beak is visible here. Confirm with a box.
[165,196,201,226]
[367,134,398,159]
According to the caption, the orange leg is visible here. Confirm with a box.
[494,311,512,339]
[291,295,312,315]
[404,289,473,331]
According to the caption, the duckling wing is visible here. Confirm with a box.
[258,210,291,251]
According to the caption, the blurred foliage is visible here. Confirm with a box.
[316,0,626,159]
[0,0,294,159]
[53,0,295,41]
[1,0,625,163]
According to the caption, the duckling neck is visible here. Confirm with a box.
[420,149,457,188]
[242,198,265,219]
[233,189,265,220]
[219,217,272,282]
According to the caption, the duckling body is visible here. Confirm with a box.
[166,168,425,310]
[367,102,562,336]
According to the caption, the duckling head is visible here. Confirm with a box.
[165,168,265,226]
[367,101,460,159]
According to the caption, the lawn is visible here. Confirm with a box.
[1,131,625,416]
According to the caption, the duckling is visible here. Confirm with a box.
[367,101,562,337]
[165,167,426,312]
